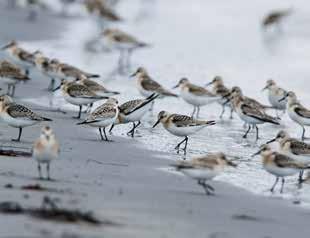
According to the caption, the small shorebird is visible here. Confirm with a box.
[0,96,52,141]
[279,91,310,141]
[103,29,148,71]
[262,79,287,117]
[252,144,309,193]
[32,126,60,180]
[267,130,310,183]
[230,90,279,140]
[110,93,159,137]
[77,98,119,141]
[262,8,292,29]
[1,41,36,75]
[206,76,233,119]
[131,67,178,98]
[171,153,236,195]
[173,78,219,118]
[0,60,30,96]
[53,80,108,119]
[152,111,216,155]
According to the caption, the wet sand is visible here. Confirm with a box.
[0,3,310,238]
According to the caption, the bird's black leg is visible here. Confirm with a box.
[48,78,55,91]
[103,127,112,141]
[12,127,22,142]
[196,106,200,118]
[243,125,251,138]
[302,126,306,141]
[229,107,234,119]
[127,122,136,137]
[99,128,104,140]
[270,177,279,193]
[73,105,82,119]
[255,125,259,141]
[182,136,189,155]
[7,84,11,96]
[11,85,16,97]
[46,163,51,180]
[280,177,285,193]
[38,163,42,179]
[299,170,304,184]
[175,137,187,154]
[219,105,225,119]
[191,106,196,118]
[109,124,115,134]
[198,180,213,195]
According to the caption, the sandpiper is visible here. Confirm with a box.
[77,98,119,141]
[171,153,236,195]
[252,144,308,193]
[32,126,60,180]
[131,67,178,98]
[262,79,287,117]
[267,130,310,183]
[0,60,30,96]
[1,41,36,75]
[103,29,148,71]
[279,91,310,141]
[53,80,108,119]
[110,93,159,137]
[152,111,216,155]
[230,90,279,140]
[0,96,52,142]
[206,76,234,119]
[173,78,219,118]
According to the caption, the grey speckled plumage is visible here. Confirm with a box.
[7,103,51,121]
[67,84,104,99]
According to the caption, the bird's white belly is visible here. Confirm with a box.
[0,77,17,85]
[288,107,310,126]
[64,94,99,106]
[181,91,218,106]
[0,113,37,128]
[137,84,153,97]
[268,92,286,110]
[181,168,220,180]
[165,124,205,137]
[88,115,117,128]
[33,147,57,163]
[264,164,299,177]
[236,108,262,125]
[123,105,150,123]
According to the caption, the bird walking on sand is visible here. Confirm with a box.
[206,76,234,119]
[53,80,108,119]
[171,152,236,195]
[279,91,310,141]
[103,29,149,72]
[0,60,30,96]
[267,130,310,183]
[110,93,159,137]
[0,96,52,142]
[262,79,287,118]
[173,78,220,118]
[32,126,59,180]
[152,111,215,155]
[252,144,309,193]
[77,98,119,141]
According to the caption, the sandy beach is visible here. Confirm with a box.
[1,1,310,238]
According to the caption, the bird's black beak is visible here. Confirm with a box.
[205,81,213,86]
[52,85,61,92]
[278,95,288,102]
[172,83,180,89]
[251,150,261,158]
[227,160,237,167]
[262,85,268,91]
[0,43,10,50]
[266,138,276,144]
[152,119,161,128]
[130,71,138,77]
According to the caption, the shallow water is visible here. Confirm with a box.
[23,0,310,204]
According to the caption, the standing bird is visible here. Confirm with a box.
[110,94,159,137]
[252,144,309,193]
[171,153,236,195]
[77,98,119,141]
[103,29,149,72]
[262,79,287,118]
[206,76,234,119]
[230,90,279,140]
[267,130,310,183]
[173,78,220,118]
[152,111,216,155]
[53,80,108,119]
[32,126,60,180]
[0,96,52,142]
[262,8,292,29]
[279,91,310,141]
[0,60,30,96]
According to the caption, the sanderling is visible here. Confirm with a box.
[262,79,287,117]
[103,29,148,71]
[262,8,292,29]
[206,76,234,119]
[252,144,308,193]
[77,98,119,141]
[110,93,159,137]
[0,60,30,96]
[131,67,178,98]
[230,90,279,140]
[1,41,35,75]
[279,91,310,141]
[32,126,60,180]
[0,96,52,142]
[173,78,219,118]
[152,111,216,155]
[53,79,108,119]
[171,152,236,195]
[267,130,310,183]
